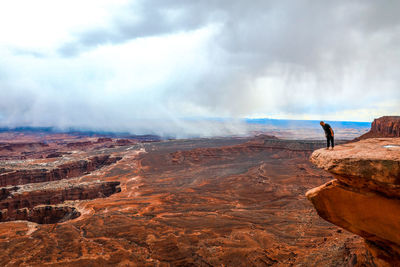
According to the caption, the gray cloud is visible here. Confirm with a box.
[60,0,400,112]
[58,1,217,56]
[1,0,400,136]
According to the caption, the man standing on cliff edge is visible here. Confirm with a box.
[320,121,334,150]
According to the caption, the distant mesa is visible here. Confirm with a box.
[96,137,112,143]
[115,139,134,145]
[46,152,70,158]
[355,116,400,140]
[0,142,49,152]
[66,141,93,148]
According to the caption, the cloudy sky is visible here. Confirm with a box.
[0,0,399,136]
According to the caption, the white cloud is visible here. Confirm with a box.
[0,1,123,50]
[0,0,399,136]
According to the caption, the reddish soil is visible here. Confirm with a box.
[0,133,371,266]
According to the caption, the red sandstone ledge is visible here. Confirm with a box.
[307,138,400,266]
[310,138,400,185]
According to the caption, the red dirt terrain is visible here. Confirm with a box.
[0,132,372,266]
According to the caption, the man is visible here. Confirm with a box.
[320,121,334,149]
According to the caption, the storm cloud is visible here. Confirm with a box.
[0,0,399,136]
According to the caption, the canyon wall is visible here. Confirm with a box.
[0,152,122,224]
[307,137,400,266]
[0,181,121,211]
[0,155,121,187]
[356,116,400,140]
[0,181,120,224]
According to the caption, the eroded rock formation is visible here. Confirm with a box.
[0,142,49,152]
[0,141,123,225]
[356,116,400,140]
[307,137,400,266]
[0,155,121,187]
[0,205,81,224]
[0,181,121,215]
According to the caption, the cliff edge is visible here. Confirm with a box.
[306,137,400,266]
[356,116,400,140]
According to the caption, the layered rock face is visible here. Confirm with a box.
[307,138,400,266]
[0,181,120,223]
[0,155,121,187]
[356,116,400,140]
[0,144,122,224]
[1,205,81,224]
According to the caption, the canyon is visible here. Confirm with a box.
[0,129,374,266]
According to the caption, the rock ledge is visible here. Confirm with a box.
[307,138,400,266]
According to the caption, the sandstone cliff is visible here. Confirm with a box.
[0,155,121,187]
[307,137,400,266]
[0,181,120,223]
[356,116,400,140]
[0,151,122,224]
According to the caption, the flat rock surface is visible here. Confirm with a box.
[310,138,400,185]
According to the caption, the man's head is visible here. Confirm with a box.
[320,121,325,126]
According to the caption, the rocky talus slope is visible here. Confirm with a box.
[356,116,400,140]
[307,138,400,266]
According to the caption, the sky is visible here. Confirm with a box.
[0,0,399,136]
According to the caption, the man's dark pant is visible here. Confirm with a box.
[326,135,334,148]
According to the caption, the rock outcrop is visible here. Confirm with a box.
[0,205,81,224]
[0,150,122,224]
[0,181,120,224]
[356,116,400,140]
[0,142,49,152]
[0,155,121,187]
[307,137,400,266]
[0,181,120,211]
